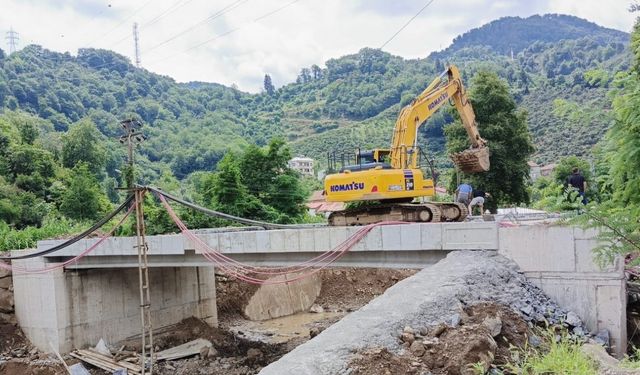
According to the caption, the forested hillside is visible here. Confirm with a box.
[288,15,629,165]
[0,13,630,180]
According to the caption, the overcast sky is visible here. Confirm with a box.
[1,0,636,92]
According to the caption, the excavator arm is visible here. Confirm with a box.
[389,65,489,173]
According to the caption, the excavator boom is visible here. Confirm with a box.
[389,65,488,173]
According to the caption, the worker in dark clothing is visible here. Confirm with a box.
[566,167,587,205]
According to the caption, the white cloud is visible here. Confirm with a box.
[1,0,636,92]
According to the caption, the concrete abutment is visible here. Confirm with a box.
[12,259,217,353]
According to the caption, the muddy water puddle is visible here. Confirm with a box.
[229,312,345,344]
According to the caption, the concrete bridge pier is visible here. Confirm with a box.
[11,256,217,354]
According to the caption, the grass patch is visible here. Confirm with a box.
[505,328,598,375]
[0,217,86,252]
[621,346,640,369]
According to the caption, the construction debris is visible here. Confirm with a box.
[155,339,212,361]
[69,349,141,374]
[68,363,91,375]
[94,338,112,357]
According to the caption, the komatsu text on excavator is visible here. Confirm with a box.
[324,65,489,226]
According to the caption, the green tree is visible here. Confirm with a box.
[18,120,38,145]
[445,71,534,212]
[553,155,591,186]
[573,13,640,266]
[263,74,275,96]
[62,119,107,176]
[268,173,308,220]
[239,138,307,220]
[0,180,48,229]
[207,153,278,221]
[60,163,109,220]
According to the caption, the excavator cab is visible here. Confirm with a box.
[357,149,391,164]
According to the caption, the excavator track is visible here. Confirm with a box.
[328,202,467,226]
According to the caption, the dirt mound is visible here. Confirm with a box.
[463,302,529,363]
[315,268,417,311]
[0,361,64,375]
[350,347,429,375]
[114,317,290,374]
[0,318,27,354]
[158,317,286,364]
[348,302,530,375]
[215,274,260,318]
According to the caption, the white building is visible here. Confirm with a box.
[528,161,541,181]
[288,157,314,176]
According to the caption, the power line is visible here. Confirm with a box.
[106,0,198,49]
[144,0,249,54]
[380,0,436,49]
[87,0,154,46]
[144,0,197,27]
[72,0,302,71]
[147,0,303,65]
[5,27,19,54]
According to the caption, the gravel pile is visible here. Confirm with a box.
[260,251,599,375]
[460,254,588,333]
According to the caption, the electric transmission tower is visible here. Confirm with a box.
[5,27,18,54]
[133,22,141,67]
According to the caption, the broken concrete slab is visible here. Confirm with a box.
[243,272,321,321]
[155,338,212,361]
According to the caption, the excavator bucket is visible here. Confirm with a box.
[451,147,490,173]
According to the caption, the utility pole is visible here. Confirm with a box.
[118,119,145,189]
[5,27,18,54]
[133,22,141,68]
[118,119,153,374]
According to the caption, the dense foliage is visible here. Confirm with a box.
[536,12,640,267]
[0,13,634,249]
[445,71,534,212]
[581,14,640,264]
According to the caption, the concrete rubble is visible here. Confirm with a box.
[259,251,591,375]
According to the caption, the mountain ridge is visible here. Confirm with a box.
[430,14,629,59]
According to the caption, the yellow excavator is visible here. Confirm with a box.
[324,65,489,225]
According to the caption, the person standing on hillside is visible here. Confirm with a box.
[455,183,473,206]
[567,168,587,205]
